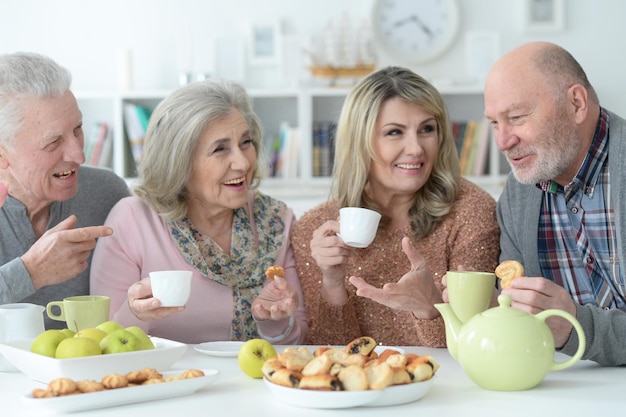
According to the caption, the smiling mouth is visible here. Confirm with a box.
[396,163,423,169]
[506,152,527,162]
[223,176,245,186]
[54,169,76,179]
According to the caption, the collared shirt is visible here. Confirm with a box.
[537,108,625,311]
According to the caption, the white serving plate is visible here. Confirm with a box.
[263,377,433,409]
[194,341,244,357]
[0,337,187,383]
[374,345,405,355]
[22,368,219,413]
[366,378,433,407]
[312,345,406,355]
[263,345,432,409]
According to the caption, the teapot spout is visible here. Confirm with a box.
[434,303,462,360]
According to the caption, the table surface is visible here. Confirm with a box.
[1,343,623,416]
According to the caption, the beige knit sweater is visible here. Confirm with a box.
[291,178,500,347]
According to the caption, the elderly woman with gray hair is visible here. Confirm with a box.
[91,79,307,344]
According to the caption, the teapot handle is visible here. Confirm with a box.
[535,309,586,371]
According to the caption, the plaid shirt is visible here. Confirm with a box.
[537,109,625,311]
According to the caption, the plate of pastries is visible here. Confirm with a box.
[22,367,219,413]
[262,336,439,408]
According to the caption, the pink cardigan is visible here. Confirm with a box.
[90,192,307,344]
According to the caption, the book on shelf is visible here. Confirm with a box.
[267,122,300,179]
[123,103,152,165]
[97,126,113,167]
[458,120,476,174]
[312,120,336,177]
[267,135,281,177]
[452,121,468,158]
[84,121,112,168]
[83,122,99,164]
[470,118,491,176]
[453,119,491,176]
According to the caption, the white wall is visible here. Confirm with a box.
[2,0,625,116]
[2,0,625,217]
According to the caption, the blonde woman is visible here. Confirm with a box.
[292,66,500,347]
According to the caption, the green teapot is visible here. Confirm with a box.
[434,294,586,391]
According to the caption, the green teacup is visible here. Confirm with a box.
[446,271,496,323]
[46,295,110,332]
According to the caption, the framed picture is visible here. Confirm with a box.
[525,0,565,33]
[215,37,246,82]
[465,31,500,83]
[248,21,282,66]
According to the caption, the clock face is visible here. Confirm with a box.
[372,0,460,64]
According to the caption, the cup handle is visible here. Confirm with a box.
[536,309,586,371]
[45,302,66,321]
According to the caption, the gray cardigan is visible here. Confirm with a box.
[0,166,130,329]
[497,109,626,366]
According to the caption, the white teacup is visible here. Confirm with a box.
[339,207,382,248]
[149,270,193,307]
[0,303,45,371]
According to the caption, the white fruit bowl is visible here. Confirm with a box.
[0,337,187,383]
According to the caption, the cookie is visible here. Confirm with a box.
[125,369,149,384]
[495,260,525,289]
[364,361,393,390]
[48,377,77,396]
[265,265,285,281]
[101,373,129,389]
[277,347,314,371]
[181,369,204,379]
[268,368,303,388]
[337,365,369,391]
[299,374,342,391]
[76,379,105,393]
[345,336,376,356]
[406,354,440,382]
[301,353,333,376]
[31,388,55,398]
[142,377,164,385]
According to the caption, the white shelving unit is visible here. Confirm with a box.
[76,85,507,216]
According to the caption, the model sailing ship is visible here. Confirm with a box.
[307,14,377,85]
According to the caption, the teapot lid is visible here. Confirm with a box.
[480,294,529,319]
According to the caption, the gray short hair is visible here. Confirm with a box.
[0,52,72,146]
[133,79,265,221]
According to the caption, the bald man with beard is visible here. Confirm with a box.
[484,42,626,366]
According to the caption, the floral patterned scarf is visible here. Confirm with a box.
[167,192,286,340]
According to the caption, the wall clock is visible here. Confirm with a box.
[371,0,460,64]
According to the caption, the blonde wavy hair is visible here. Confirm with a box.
[133,79,264,221]
[331,66,460,239]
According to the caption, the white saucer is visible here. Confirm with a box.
[194,341,244,357]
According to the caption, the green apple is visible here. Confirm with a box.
[55,337,102,358]
[30,329,70,358]
[75,328,108,344]
[60,328,76,338]
[100,329,141,354]
[238,338,277,379]
[125,326,155,350]
[95,320,124,334]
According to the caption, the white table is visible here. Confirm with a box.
[0,345,623,416]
